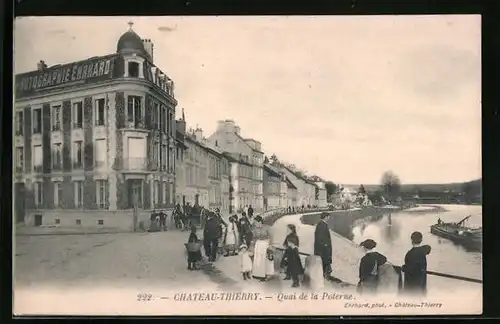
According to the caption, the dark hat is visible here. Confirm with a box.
[411,231,423,244]
[360,239,377,250]
[320,212,330,219]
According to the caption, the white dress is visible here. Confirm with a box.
[225,222,239,246]
[251,225,275,278]
[240,251,253,273]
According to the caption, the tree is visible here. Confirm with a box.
[358,184,366,194]
[324,181,337,198]
[380,170,401,200]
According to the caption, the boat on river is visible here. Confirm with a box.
[430,215,482,249]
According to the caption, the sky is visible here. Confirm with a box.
[13,15,481,185]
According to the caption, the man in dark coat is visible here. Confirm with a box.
[247,205,254,218]
[402,231,431,295]
[314,212,333,280]
[203,212,220,262]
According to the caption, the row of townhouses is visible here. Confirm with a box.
[13,24,327,230]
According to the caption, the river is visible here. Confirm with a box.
[350,204,482,292]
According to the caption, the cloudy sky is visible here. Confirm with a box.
[14,15,481,185]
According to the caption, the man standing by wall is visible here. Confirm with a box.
[314,212,334,281]
[203,212,219,262]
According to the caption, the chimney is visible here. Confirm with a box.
[194,128,203,141]
[142,39,154,62]
[37,60,47,71]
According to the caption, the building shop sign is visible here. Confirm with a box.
[15,55,117,98]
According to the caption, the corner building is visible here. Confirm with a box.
[14,25,178,229]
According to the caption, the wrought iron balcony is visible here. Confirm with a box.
[118,157,148,171]
[33,165,43,173]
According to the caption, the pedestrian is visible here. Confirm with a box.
[281,235,303,288]
[239,244,253,280]
[224,216,239,256]
[244,205,249,217]
[282,224,299,280]
[357,239,388,295]
[186,225,202,270]
[314,212,334,281]
[240,217,253,247]
[203,212,220,262]
[402,231,432,296]
[248,205,254,218]
[251,216,275,282]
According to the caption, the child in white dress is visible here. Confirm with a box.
[239,244,253,280]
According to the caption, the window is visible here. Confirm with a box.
[153,103,159,129]
[162,182,167,204]
[51,105,62,131]
[15,111,24,135]
[169,183,174,204]
[95,139,106,168]
[74,181,84,208]
[96,180,109,209]
[54,182,62,208]
[15,147,24,172]
[127,96,143,127]
[161,145,167,170]
[128,62,139,77]
[153,141,159,167]
[52,143,62,170]
[156,143,161,168]
[73,141,83,169]
[73,102,83,129]
[34,182,43,207]
[33,108,42,134]
[154,180,160,206]
[33,145,43,172]
[162,106,168,133]
[95,98,105,126]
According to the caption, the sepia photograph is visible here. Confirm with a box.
[13,15,482,316]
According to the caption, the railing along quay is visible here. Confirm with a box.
[257,207,483,285]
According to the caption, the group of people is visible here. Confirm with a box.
[185,206,281,283]
[357,232,432,296]
[187,209,432,295]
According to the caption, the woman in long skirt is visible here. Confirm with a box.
[224,216,239,256]
[251,216,275,282]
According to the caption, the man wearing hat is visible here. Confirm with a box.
[358,239,388,295]
[314,212,334,281]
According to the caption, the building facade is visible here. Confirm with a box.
[314,181,328,207]
[263,164,282,210]
[14,24,177,229]
[208,120,264,212]
[175,125,231,215]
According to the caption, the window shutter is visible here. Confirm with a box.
[62,100,72,171]
[116,92,125,128]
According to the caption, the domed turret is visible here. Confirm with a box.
[116,22,148,57]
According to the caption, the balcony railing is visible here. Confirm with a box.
[95,160,106,169]
[73,161,84,169]
[33,165,43,173]
[118,157,148,170]
[15,165,24,173]
[52,161,62,170]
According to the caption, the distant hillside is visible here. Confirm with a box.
[345,179,482,193]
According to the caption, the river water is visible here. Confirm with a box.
[350,204,482,292]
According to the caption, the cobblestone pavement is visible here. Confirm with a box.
[14,231,222,291]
